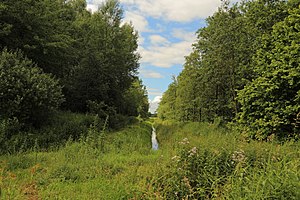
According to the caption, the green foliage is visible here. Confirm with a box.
[148,121,300,200]
[237,5,300,139]
[0,111,95,153]
[157,77,178,120]
[1,0,143,129]
[0,0,146,151]
[39,111,94,143]
[0,121,154,199]
[123,79,149,118]
[87,100,137,129]
[226,155,300,199]
[158,2,254,122]
[154,148,235,199]
[157,0,299,140]
[0,49,64,126]
[0,120,299,199]
[0,118,22,153]
[65,1,140,113]
[175,54,203,122]
[0,0,79,77]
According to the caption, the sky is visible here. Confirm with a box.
[86,0,234,113]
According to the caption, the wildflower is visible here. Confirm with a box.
[8,172,17,180]
[179,138,189,145]
[188,147,197,157]
[30,164,40,175]
[171,155,180,162]
[231,150,246,163]
[182,176,193,193]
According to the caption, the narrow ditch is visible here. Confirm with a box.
[151,126,158,150]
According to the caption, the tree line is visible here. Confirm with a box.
[157,0,299,140]
[0,0,149,130]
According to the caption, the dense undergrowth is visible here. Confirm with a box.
[0,111,139,154]
[0,119,299,199]
[151,120,300,199]
[0,118,155,199]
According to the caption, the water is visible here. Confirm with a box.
[151,126,159,150]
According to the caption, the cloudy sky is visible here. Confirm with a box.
[86,0,234,113]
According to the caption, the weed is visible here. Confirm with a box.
[0,120,299,199]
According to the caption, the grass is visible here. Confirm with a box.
[0,118,299,199]
[152,119,300,199]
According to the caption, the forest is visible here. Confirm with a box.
[158,0,300,141]
[0,0,149,152]
[0,0,299,199]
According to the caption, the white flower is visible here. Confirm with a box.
[232,150,246,162]
[171,155,180,162]
[179,137,190,145]
[188,147,197,157]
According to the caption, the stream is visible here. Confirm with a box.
[151,126,159,150]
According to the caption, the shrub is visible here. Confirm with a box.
[0,118,22,153]
[0,49,64,127]
[27,111,95,150]
[0,111,95,153]
[237,7,300,140]
[153,146,236,199]
[87,100,138,129]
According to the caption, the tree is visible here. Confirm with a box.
[157,0,291,124]
[0,0,79,78]
[180,3,246,121]
[157,77,178,121]
[123,79,149,118]
[65,0,140,114]
[175,51,202,122]
[0,49,64,127]
[237,4,300,139]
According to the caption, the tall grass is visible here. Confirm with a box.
[0,119,299,199]
[0,120,160,199]
[150,120,300,199]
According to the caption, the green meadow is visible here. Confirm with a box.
[1,119,299,199]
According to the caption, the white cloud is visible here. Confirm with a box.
[153,96,162,102]
[86,4,98,12]
[172,29,196,41]
[149,35,170,46]
[148,91,163,96]
[120,0,222,22]
[140,38,195,68]
[89,0,106,5]
[88,0,230,22]
[149,96,162,113]
[138,36,145,45]
[123,11,150,33]
[148,87,160,91]
[147,88,163,96]
[140,69,164,78]
[137,28,197,68]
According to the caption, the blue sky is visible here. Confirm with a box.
[86,0,232,113]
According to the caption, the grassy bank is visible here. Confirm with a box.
[0,119,299,199]
[152,120,300,199]
[0,121,160,199]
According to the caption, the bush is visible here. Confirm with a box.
[0,111,95,153]
[87,100,138,129]
[0,49,64,127]
[237,7,300,140]
[27,111,95,150]
[152,146,236,199]
[0,118,22,153]
[150,142,300,199]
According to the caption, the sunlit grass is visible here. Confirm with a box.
[0,119,299,199]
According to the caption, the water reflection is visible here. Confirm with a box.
[152,126,158,150]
